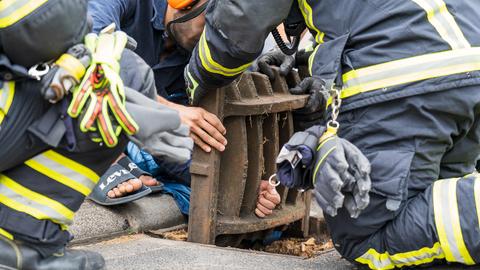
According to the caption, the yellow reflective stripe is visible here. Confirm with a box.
[326,47,480,105]
[0,174,74,224]
[198,30,251,77]
[412,0,470,49]
[0,81,15,125]
[475,177,480,236]
[308,44,320,76]
[0,228,13,240]
[25,154,96,196]
[433,178,475,264]
[42,150,99,184]
[297,0,324,44]
[312,137,336,183]
[0,0,48,28]
[356,243,445,270]
[434,179,456,261]
[55,54,86,82]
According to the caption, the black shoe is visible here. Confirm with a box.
[0,235,105,270]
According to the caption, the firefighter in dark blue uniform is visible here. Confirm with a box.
[184,0,480,269]
[0,0,184,269]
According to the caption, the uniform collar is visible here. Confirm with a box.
[151,0,168,30]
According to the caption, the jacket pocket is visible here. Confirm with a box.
[364,149,414,211]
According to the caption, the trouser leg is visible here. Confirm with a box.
[323,85,480,269]
[0,82,125,257]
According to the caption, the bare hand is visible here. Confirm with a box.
[176,105,227,153]
[255,180,281,218]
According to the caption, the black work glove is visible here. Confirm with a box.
[252,49,295,80]
[295,48,313,67]
[290,76,329,130]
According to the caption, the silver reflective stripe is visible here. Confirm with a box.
[0,0,48,28]
[26,154,96,196]
[0,82,11,111]
[434,179,463,262]
[344,51,480,90]
[433,178,474,264]
[337,47,480,101]
[0,175,72,225]
[411,0,470,49]
[357,252,393,269]
[356,243,445,269]
[0,0,31,19]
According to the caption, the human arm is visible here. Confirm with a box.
[185,0,293,104]
[157,95,227,153]
[88,0,135,33]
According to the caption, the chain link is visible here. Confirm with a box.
[327,87,342,129]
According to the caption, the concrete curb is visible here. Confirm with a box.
[70,194,187,244]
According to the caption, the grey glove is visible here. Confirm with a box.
[124,87,193,163]
[252,49,295,80]
[136,125,193,164]
[312,127,371,218]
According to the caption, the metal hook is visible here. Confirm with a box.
[28,63,50,81]
[268,173,280,187]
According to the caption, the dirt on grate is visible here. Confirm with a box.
[149,226,333,259]
[263,237,334,258]
[153,229,188,241]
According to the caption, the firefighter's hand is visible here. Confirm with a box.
[295,48,313,67]
[252,49,295,80]
[312,127,371,218]
[174,105,227,153]
[290,76,329,130]
[255,180,281,218]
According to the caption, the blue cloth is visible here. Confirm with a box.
[162,183,191,215]
[277,144,315,189]
[126,142,191,214]
[88,0,190,104]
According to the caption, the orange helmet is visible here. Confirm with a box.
[167,0,200,10]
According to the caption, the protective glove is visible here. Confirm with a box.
[290,76,329,130]
[252,49,295,80]
[124,87,193,164]
[185,64,210,106]
[295,48,313,67]
[67,31,139,147]
[130,125,193,164]
[312,126,371,218]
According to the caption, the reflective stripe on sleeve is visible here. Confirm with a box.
[326,47,480,105]
[297,0,324,44]
[0,228,13,240]
[0,81,15,125]
[24,150,99,196]
[0,174,74,225]
[411,0,470,49]
[308,44,320,76]
[433,178,475,265]
[197,29,252,77]
[474,176,480,245]
[355,242,445,270]
[0,0,48,28]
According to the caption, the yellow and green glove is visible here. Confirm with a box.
[68,31,138,147]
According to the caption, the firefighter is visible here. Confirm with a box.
[183,0,480,269]
[0,0,189,269]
